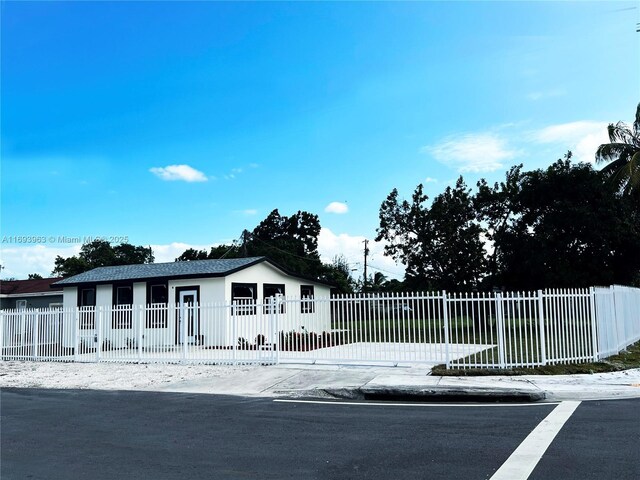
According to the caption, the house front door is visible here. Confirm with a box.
[178,289,199,345]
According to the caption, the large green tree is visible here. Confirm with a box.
[175,244,239,261]
[376,178,487,291]
[595,102,640,195]
[319,255,356,294]
[175,209,354,291]
[476,157,640,290]
[52,240,154,277]
[248,209,323,276]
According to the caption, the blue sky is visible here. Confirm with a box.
[1,1,638,279]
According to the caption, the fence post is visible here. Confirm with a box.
[496,293,506,368]
[609,286,619,354]
[33,310,40,360]
[232,301,237,365]
[589,287,599,361]
[271,296,280,365]
[137,305,143,362]
[182,304,188,363]
[0,311,4,361]
[537,290,547,366]
[442,291,450,369]
[74,308,80,362]
[96,307,103,362]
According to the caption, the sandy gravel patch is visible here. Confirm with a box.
[0,361,256,391]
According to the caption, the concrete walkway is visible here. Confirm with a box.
[2,360,639,402]
[155,363,640,402]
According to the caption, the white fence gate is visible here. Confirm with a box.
[1,286,639,369]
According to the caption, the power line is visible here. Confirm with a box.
[249,235,322,264]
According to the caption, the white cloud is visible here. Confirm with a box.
[423,133,518,173]
[324,202,349,214]
[0,234,404,282]
[0,242,223,279]
[532,121,609,164]
[424,177,438,183]
[318,228,404,280]
[1,234,405,282]
[150,164,208,182]
[236,209,258,216]
[526,88,565,101]
[0,245,82,279]
[149,242,219,263]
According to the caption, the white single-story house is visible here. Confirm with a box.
[51,257,333,351]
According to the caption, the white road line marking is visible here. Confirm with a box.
[273,399,559,408]
[491,400,581,480]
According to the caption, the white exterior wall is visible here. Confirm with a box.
[225,262,332,338]
[168,277,225,304]
[61,287,78,348]
[62,287,78,308]
[96,284,129,349]
[224,262,330,300]
[133,282,146,304]
[166,278,226,346]
[57,262,332,350]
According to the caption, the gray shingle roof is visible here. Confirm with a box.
[52,257,268,286]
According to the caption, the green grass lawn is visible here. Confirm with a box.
[330,314,626,372]
[431,340,640,376]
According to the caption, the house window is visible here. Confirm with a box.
[146,283,168,328]
[16,299,27,310]
[231,283,257,315]
[263,284,285,314]
[300,285,315,314]
[78,287,96,329]
[112,284,133,329]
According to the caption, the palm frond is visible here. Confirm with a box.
[599,157,630,177]
[607,122,635,145]
[625,151,640,193]
[595,102,640,195]
[595,143,634,165]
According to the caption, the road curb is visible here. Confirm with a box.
[307,386,547,403]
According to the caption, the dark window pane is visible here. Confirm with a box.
[231,283,257,315]
[81,289,95,306]
[150,284,168,304]
[300,285,315,313]
[233,285,255,299]
[263,284,285,299]
[116,286,133,305]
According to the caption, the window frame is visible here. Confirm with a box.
[300,285,315,314]
[77,286,96,330]
[231,282,257,315]
[146,282,168,328]
[112,283,133,329]
[263,283,286,314]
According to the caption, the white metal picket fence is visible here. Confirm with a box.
[1,286,639,369]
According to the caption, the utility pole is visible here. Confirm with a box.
[241,230,249,257]
[363,239,369,292]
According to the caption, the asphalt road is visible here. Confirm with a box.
[1,389,638,480]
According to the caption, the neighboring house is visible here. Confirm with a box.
[51,257,332,350]
[0,278,64,310]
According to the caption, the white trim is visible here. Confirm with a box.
[0,291,63,298]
